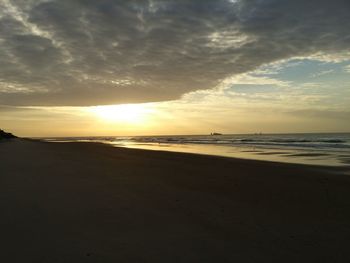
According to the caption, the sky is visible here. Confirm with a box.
[0,0,350,137]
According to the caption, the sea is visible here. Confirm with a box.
[42,133,350,167]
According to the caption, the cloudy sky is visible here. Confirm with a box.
[1,0,350,136]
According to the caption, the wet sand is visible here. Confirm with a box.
[1,139,350,262]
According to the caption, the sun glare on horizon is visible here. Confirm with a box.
[88,104,155,124]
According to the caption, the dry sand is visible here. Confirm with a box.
[1,139,350,262]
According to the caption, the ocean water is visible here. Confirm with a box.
[43,133,350,167]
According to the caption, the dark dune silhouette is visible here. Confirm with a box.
[0,129,17,139]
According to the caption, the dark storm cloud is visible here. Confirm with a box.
[0,0,349,106]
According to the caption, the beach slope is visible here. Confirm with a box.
[1,139,350,262]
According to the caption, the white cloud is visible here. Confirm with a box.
[305,51,350,63]
[310,69,334,78]
[223,73,291,87]
[344,65,350,73]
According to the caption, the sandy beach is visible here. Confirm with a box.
[1,139,350,262]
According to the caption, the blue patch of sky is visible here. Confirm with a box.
[256,59,350,84]
[187,58,350,109]
[223,58,350,108]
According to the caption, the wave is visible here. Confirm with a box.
[130,135,350,150]
[44,133,350,151]
[134,137,347,144]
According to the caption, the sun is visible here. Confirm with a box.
[89,104,154,124]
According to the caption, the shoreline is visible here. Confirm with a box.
[1,139,350,262]
[38,133,350,167]
[42,138,350,172]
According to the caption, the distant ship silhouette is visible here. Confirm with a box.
[210,132,222,136]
